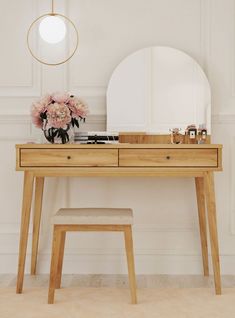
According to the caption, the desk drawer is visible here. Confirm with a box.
[119,149,218,167]
[20,149,118,167]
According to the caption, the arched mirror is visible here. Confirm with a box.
[107,46,211,134]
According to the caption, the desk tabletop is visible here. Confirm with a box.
[15,143,223,149]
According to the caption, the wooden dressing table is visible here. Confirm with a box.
[15,142,222,295]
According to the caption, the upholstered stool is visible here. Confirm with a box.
[48,208,137,304]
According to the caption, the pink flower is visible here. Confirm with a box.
[31,94,52,128]
[31,92,89,131]
[40,94,52,107]
[68,97,89,119]
[31,114,43,129]
[31,102,48,129]
[52,92,70,104]
[47,103,71,129]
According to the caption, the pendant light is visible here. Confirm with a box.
[27,0,79,66]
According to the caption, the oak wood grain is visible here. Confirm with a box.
[48,224,137,304]
[119,149,218,167]
[21,149,118,167]
[16,171,34,294]
[124,225,137,304]
[195,177,209,276]
[31,177,44,275]
[15,143,223,296]
[48,226,62,304]
[204,172,221,295]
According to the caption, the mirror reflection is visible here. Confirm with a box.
[107,46,211,134]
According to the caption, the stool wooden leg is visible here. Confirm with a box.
[55,231,66,289]
[16,171,34,294]
[124,225,137,304]
[204,172,221,295]
[48,226,62,304]
[31,177,44,275]
[195,177,209,276]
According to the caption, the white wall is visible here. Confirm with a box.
[0,0,235,275]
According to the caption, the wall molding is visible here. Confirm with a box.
[0,114,31,125]
[1,113,234,126]
[200,0,212,74]
[0,0,41,97]
[0,113,233,273]
[0,114,106,125]
[2,253,235,275]
[0,250,206,257]
[230,136,235,235]
[63,0,107,98]
[212,114,235,124]
[0,223,195,236]
[0,223,32,235]
[0,113,233,141]
[0,114,106,140]
[67,86,107,98]
[232,0,235,97]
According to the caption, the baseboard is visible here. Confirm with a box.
[1,254,235,275]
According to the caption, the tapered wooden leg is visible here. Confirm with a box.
[16,172,34,294]
[55,231,66,289]
[204,172,221,295]
[124,225,137,304]
[195,177,209,276]
[48,226,62,304]
[31,177,44,275]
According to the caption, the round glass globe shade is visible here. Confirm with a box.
[39,16,66,44]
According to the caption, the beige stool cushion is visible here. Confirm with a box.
[52,208,133,225]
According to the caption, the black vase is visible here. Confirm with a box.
[43,124,74,144]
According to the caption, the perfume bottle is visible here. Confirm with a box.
[185,124,197,144]
[198,124,207,144]
[169,128,183,144]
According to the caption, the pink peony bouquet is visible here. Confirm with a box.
[31,92,89,143]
